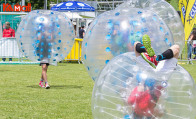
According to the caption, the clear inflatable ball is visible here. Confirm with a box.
[92,52,196,119]
[16,10,75,64]
[82,8,173,81]
[116,0,185,53]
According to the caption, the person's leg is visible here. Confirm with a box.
[156,45,180,61]
[156,45,180,72]
[134,42,152,67]
[41,74,43,81]
[194,47,196,59]
[134,41,146,57]
[2,58,5,61]
[39,64,46,88]
[134,34,155,57]
[142,34,155,57]
[42,64,50,89]
[134,40,157,69]
[42,64,48,83]
[169,45,180,59]
[187,44,192,60]
[39,67,44,88]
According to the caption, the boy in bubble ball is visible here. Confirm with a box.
[128,73,165,119]
[37,23,55,89]
[127,34,180,118]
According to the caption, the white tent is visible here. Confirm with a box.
[63,12,82,19]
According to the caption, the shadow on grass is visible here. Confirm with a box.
[27,85,83,89]
[0,70,10,72]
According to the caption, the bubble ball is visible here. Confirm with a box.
[116,0,185,52]
[16,10,75,64]
[92,52,196,119]
[82,8,174,80]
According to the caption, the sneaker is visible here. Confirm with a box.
[141,53,158,68]
[39,81,45,88]
[45,83,50,89]
[142,34,155,57]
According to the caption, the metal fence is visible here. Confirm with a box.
[0,37,20,58]
[0,12,40,65]
[0,37,40,65]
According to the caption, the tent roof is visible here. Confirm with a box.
[64,12,82,19]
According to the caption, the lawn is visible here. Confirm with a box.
[179,60,196,79]
[0,63,93,119]
[0,61,195,119]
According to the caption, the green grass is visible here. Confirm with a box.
[178,60,196,79]
[169,0,179,11]
[0,63,93,119]
[0,61,195,119]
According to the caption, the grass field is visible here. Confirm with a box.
[0,61,195,119]
[0,63,93,119]
[0,1,193,118]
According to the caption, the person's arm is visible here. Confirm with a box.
[190,34,194,40]
[83,30,85,38]
[2,29,5,37]
[12,29,15,37]
[37,32,42,40]
[188,35,193,44]
[51,33,54,42]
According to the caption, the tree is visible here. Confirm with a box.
[0,0,53,10]
[28,0,57,10]
[28,0,45,10]
[0,0,20,4]
[165,0,171,3]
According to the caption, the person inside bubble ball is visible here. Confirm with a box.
[37,23,55,89]
[128,73,165,119]
[127,34,180,118]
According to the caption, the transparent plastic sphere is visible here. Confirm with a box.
[16,10,75,64]
[82,8,173,81]
[116,0,185,53]
[92,52,196,119]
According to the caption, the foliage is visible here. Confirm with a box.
[0,0,180,11]
[169,0,179,11]
[0,0,56,10]
[165,0,172,3]
[29,0,58,10]
[29,0,45,10]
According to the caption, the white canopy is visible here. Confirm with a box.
[63,12,82,19]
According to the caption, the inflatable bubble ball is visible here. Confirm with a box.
[92,52,196,119]
[16,10,75,64]
[82,8,174,81]
[116,0,185,53]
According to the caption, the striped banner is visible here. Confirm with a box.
[184,0,196,41]
[178,0,188,25]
